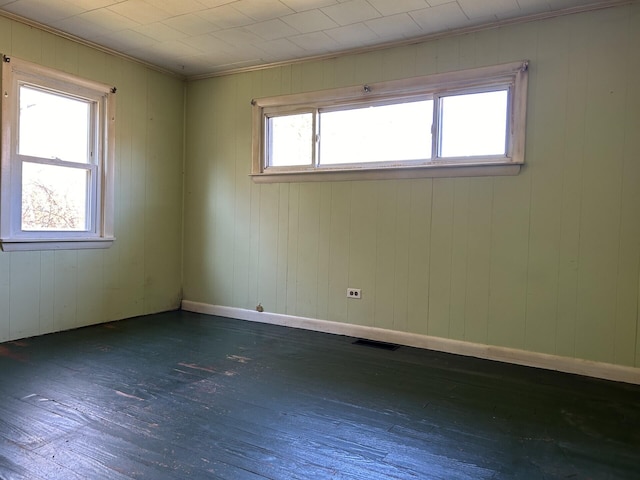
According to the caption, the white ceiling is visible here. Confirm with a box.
[0,0,626,78]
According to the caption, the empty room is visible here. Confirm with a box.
[0,0,639,478]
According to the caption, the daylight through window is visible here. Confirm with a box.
[252,61,528,182]
[1,55,116,251]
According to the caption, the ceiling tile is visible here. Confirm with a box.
[366,0,429,16]
[288,31,341,52]
[180,33,234,53]
[281,9,339,33]
[53,9,139,40]
[197,5,254,28]
[325,22,379,46]
[2,0,84,23]
[133,22,187,42]
[281,0,337,12]
[321,0,381,26]
[197,0,239,7]
[93,28,157,52]
[251,18,300,40]
[457,0,518,20]
[257,37,307,61]
[211,26,264,45]
[232,0,295,22]
[161,13,219,36]
[410,3,470,32]
[64,0,120,9]
[0,0,615,76]
[365,13,423,39]
[107,0,172,24]
[143,0,208,16]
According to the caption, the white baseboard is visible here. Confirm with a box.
[181,300,640,385]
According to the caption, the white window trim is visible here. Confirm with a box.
[251,61,528,183]
[1,55,116,251]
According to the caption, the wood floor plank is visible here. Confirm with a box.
[0,310,639,479]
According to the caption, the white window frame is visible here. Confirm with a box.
[251,61,528,183]
[1,55,115,251]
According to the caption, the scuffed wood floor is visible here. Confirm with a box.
[0,310,639,479]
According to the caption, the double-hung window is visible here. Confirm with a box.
[1,55,115,251]
[251,61,528,182]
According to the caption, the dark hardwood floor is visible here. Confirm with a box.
[0,310,638,479]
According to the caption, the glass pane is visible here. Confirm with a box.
[439,90,508,158]
[319,100,432,165]
[22,162,89,231]
[268,113,313,167]
[19,85,91,164]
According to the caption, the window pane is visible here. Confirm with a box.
[319,100,432,165]
[19,85,91,164]
[439,90,508,158]
[22,162,89,231]
[268,113,313,167]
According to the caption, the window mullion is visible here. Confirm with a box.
[313,109,319,168]
[431,94,441,161]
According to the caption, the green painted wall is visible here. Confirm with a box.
[183,4,640,368]
[0,18,185,341]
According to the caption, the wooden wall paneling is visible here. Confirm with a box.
[523,17,568,356]
[332,55,355,88]
[457,33,476,70]
[373,181,398,331]
[392,181,411,332]
[633,3,640,369]
[215,75,240,307]
[473,29,500,68]
[435,36,460,73]
[285,183,300,315]
[257,183,280,312]
[485,20,538,350]
[614,7,640,367]
[427,178,455,338]
[0,253,9,342]
[38,251,55,335]
[9,252,40,339]
[248,73,264,309]
[296,183,322,318]
[449,178,470,341]
[380,45,417,81]
[554,15,589,360]
[276,183,290,314]
[76,251,106,328]
[103,62,136,318]
[77,44,107,84]
[299,61,325,93]
[39,31,56,70]
[347,181,378,326]
[0,16,11,49]
[10,22,41,62]
[316,183,333,321]
[406,179,432,336]
[232,73,253,309]
[54,35,78,75]
[575,8,627,364]
[353,51,383,85]
[120,65,147,318]
[142,72,184,314]
[413,41,438,77]
[463,178,493,345]
[53,250,78,332]
[326,182,351,324]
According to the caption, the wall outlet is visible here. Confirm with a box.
[347,288,361,299]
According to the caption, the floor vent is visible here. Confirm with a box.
[352,339,400,351]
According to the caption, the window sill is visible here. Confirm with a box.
[1,237,115,252]
[250,163,521,184]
